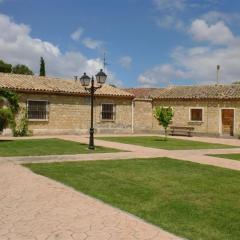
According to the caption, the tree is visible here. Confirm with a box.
[0,59,12,73]
[233,81,240,84]
[12,64,34,75]
[0,89,19,133]
[39,57,46,76]
[154,106,174,140]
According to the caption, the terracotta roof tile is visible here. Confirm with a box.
[0,73,134,98]
[125,85,240,100]
[124,88,165,99]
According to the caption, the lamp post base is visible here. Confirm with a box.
[88,128,95,150]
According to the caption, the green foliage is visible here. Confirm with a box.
[12,64,34,75]
[0,108,13,132]
[0,59,12,73]
[154,106,174,139]
[0,89,19,133]
[12,110,30,137]
[0,89,19,113]
[0,59,34,75]
[39,57,46,76]
[233,81,240,84]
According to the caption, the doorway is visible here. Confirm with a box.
[221,109,234,136]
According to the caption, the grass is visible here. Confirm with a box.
[209,153,240,161]
[0,138,119,157]
[25,158,240,240]
[97,136,236,150]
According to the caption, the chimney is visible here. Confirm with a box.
[217,65,220,85]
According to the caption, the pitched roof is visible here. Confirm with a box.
[0,73,134,98]
[125,85,240,100]
[124,88,165,99]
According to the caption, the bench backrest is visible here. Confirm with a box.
[170,126,194,130]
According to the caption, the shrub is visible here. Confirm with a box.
[154,106,174,140]
[12,110,30,137]
[0,108,14,133]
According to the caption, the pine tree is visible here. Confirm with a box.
[39,57,46,76]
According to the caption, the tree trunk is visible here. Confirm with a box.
[164,127,167,141]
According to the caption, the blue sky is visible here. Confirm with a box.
[1,0,240,87]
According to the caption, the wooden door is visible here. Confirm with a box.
[222,109,234,136]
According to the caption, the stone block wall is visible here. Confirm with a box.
[17,92,133,135]
[132,99,153,133]
[7,91,240,137]
[153,99,240,137]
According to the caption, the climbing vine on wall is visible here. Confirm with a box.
[0,89,19,133]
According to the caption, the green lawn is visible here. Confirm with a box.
[209,153,240,161]
[97,136,236,150]
[0,138,119,157]
[25,158,240,240]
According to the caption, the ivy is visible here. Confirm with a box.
[0,88,20,134]
[0,108,14,132]
[0,89,19,113]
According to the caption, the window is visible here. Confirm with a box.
[27,100,48,120]
[101,104,115,120]
[190,108,203,121]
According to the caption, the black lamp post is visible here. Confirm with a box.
[80,69,107,149]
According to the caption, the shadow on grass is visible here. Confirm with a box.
[153,139,168,142]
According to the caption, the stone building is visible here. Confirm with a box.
[1,73,240,137]
[126,85,240,137]
[0,73,134,135]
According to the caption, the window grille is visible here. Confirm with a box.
[27,100,48,120]
[101,104,115,120]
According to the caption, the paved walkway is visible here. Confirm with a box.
[1,134,240,240]
[0,160,182,240]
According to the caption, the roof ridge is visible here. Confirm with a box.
[0,73,134,98]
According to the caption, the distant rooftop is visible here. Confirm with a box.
[124,84,240,100]
[124,88,165,99]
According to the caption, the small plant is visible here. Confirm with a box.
[12,110,30,137]
[154,106,174,140]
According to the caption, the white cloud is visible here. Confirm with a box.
[82,37,103,50]
[201,11,240,26]
[153,0,186,11]
[70,27,84,41]
[153,0,186,31]
[189,19,236,45]
[0,13,119,83]
[119,56,132,69]
[138,64,185,87]
[171,44,240,85]
[155,15,185,30]
[138,18,240,87]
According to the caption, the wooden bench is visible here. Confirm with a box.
[170,126,194,137]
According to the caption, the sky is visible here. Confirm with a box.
[1,0,240,87]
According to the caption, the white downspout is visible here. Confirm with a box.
[131,99,134,133]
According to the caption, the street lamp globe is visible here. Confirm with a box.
[95,69,107,85]
[80,73,91,87]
